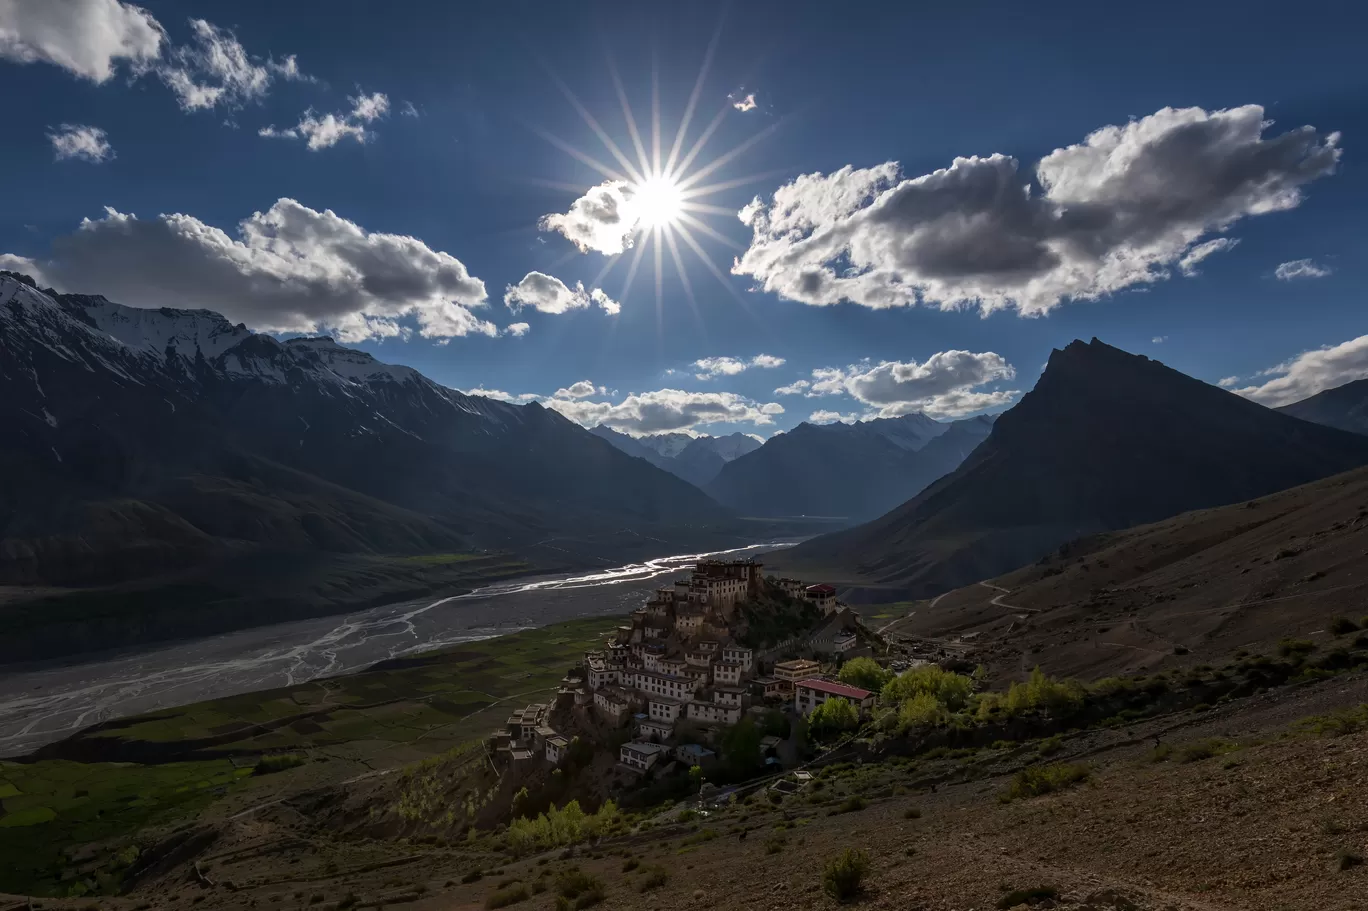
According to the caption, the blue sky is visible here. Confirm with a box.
[3,0,1367,435]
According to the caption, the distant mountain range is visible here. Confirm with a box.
[0,271,751,592]
[1277,377,1368,437]
[589,426,762,487]
[775,338,1368,599]
[704,413,995,521]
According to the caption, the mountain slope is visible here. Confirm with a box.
[0,272,739,591]
[705,414,993,520]
[898,463,1368,682]
[777,338,1368,597]
[1277,377,1368,436]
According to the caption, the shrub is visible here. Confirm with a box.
[554,871,605,909]
[506,800,620,856]
[1037,735,1063,757]
[1278,638,1316,658]
[835,795,866,814]
[765,834,786,855]
[822,848,870,901]
[1147,743,1173,763]
[636,868,669,892]
[461,870,484,884]
[997,886,1059,908]
[1336,849,1364,871]
[621,857,638,873]
[486,884,531,908]
[975,668,1084,722]
[1294,704,1368,737]
[902,806,922,819]
[1177,739,1237,763]
[1000,763,1090,802]
[1329,616,1360,636]
[254,753,307,775]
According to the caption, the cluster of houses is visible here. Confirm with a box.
[492,559,878,776]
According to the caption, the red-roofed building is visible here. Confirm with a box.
[804,583,839,614]
[794,677,876,717]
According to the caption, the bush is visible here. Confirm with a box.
[621,857,638,873]
[1000,763,1090,802]
[1336,849,1364,871]
[976,668,1085,722]
[1294,704,1368,737]
[461,870,484,884]
[636,868,669,892]
[1037,735,1063,757]
[822,848,870,901]
[254,753,307,775]
[1278,638,1316,658]
[1177,739,1237,763]
[554,871,605,909]
[486,884,531,908]
[506,800,620,856]
[765,834,786,855]
[1329,616,1360,636]
[903,806,922,819]
[835,795,866,814]
[997,886,1059,908]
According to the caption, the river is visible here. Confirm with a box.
[0,542,793,757]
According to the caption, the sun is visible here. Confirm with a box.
[631,173,684,228]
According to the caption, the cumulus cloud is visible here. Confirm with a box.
[259,91,389,150]
[504,321,530,337]
[6,198,496,342]
[47,123,113,162]
[158,19,307,111]
[1233,335,1368,406]
[503,271,621,315]
[554,380,605,399]
[809,410,859,424]
[1217,376,1240,388]
[0,0,164,83]
[538,181,645,255]
[693,353,787,379]
[1274,258,1332,280]
[547,388,786,435]
[733,105,1340,316]
[785,350,1017,418]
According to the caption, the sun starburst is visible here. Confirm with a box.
[532,28,786,327]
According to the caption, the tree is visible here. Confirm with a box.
[689,764,704,790]
[838,657,893,692]
[808,697,859,740]
[720,717,764,778]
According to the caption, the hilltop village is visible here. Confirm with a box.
[494,559,875,777]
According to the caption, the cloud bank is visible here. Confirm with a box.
[734,105,1340,316]
[5,198,495,342]
[775,350,1016,418]
[1234,335,1368,406]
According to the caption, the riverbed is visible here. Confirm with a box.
[0,543,792,757]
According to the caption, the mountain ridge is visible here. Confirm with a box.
[774,337,1368,598]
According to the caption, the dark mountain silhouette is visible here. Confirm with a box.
[705,414,993,521]
[775,338,1368,598]
[0,272,741,590]
[1277,377,1368,436]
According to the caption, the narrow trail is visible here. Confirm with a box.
[977,580,1042,614]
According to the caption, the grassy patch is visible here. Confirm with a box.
[486,884,531,908]
[1000,763,1090,802]
[254,752,307,775]
[1294,704,1368,737]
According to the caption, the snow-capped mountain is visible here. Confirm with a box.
[0,271,737,589]
[589,427,764,487]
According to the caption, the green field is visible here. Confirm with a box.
[1,616,621,897]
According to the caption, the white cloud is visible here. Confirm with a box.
[733,105,1340,316]
[1217,375,1240,388]
[400,100,419,118]
[788,350,1017,418]
[1152,335,1167,344]
[1233,335,1368,406]
[1178,237,1239,276]
[730,91,757,112]
[693,353,787,380]
[809,410,859,424]
[554,380,605,399]
[157,19,307,111]
[774,379,810,395]
[0,0,164,83]
[1274,258,1332,280]
[538,181,642,255]
[463,387,540,404]
[47,123,113,162]
[259,91,389,150]
[504,321,530,337]
[546,388,786,435]
[503,271,620,315]
[7,198,496,342]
